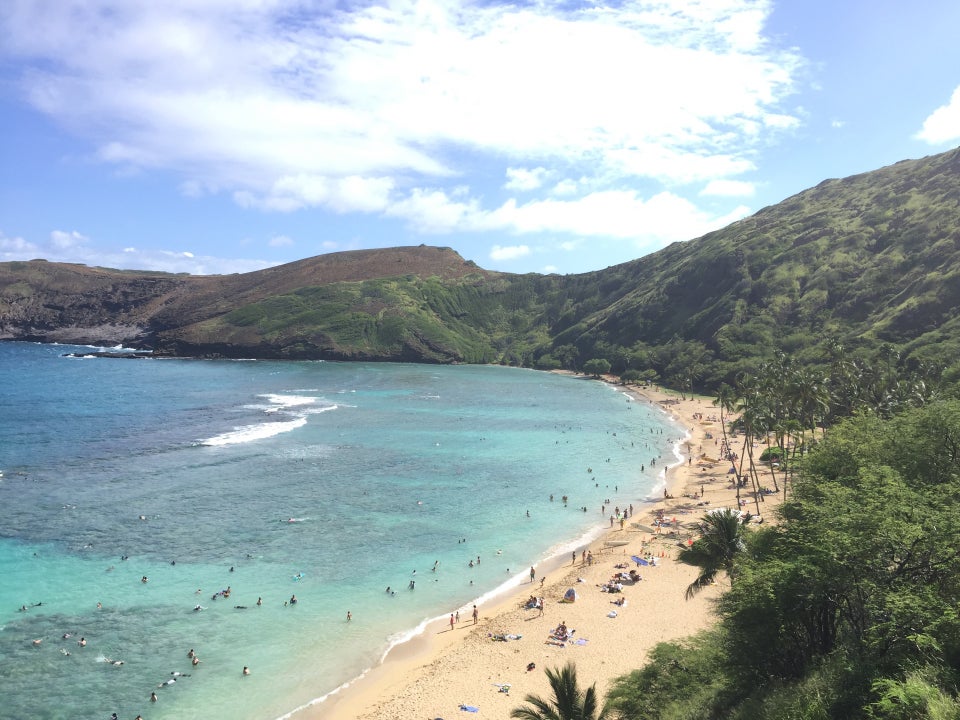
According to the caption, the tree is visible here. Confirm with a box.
[583,358,611,378]
[677,508,746,599]
[620,369,643,385]
[712,383,739,503]
[510,663,612,720]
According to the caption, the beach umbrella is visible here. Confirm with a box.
[630,555,649,566]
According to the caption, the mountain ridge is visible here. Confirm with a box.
[2,146,960,382]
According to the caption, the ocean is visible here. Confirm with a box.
[0,341,681,720]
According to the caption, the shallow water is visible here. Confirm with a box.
[0,342,680,719]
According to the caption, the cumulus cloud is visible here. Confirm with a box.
[1,0,801,226]
[490,244,532,261]
[269,234,294,247]
[50,229,90,249]
[0,231,39,258]
[504,167,548,191]
[386,185,748,251]
[916,85,960,144]
[1,229,272,274]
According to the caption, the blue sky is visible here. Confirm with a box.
[1,0,959,276]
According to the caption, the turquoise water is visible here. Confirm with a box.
[0,342,680,720]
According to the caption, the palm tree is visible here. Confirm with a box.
[510,662,612,720]
[677,508,745,600]
[713,382,746,505]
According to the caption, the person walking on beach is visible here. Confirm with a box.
[472,605,478,624]
[449,613,455,631]
[530,566,536,583]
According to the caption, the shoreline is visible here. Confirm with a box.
[290,380,776,720]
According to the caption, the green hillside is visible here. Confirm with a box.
[2,147,960,390]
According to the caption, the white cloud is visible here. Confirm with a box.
[50,229,89,249]
[916,85,960,144]
[0,0,803,217]
[385,186,749,250]
[0,231,38,258]
[237,175,396,213]
[504,167,548,191]
[269,234,294,248]
[490,245,532,261]
[700,179,756,197]
[1,229,273,274]
[552,179,579,196]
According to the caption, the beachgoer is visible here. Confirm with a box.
[530,566,536,583]
[78,637,86,647]
[187,648,195,658]
[150,692,158,702]
[346,611,351,622]
[192,655,201,666]
[289,594,297,604]
[257,597,262,606]
[243,666,250,675]
[472,605,478,624]
[449,613,455,631]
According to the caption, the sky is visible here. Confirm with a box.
[1,0,960,277]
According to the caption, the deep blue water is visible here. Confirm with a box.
[0,342,680,720]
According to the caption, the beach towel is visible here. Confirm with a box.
[460,704,479,712]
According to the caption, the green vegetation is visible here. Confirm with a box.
[3,148,960,378]
[596,399,960,720]
[511,662,612,720]
[4,147,960,719]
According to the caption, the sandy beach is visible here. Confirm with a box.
[298,382,778,720]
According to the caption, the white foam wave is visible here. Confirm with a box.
[260,394,319,409]
[304,404,338,415]
[199,417,308,447]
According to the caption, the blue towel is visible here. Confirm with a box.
[460,705,479,712]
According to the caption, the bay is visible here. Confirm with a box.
[0,342,680,720]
